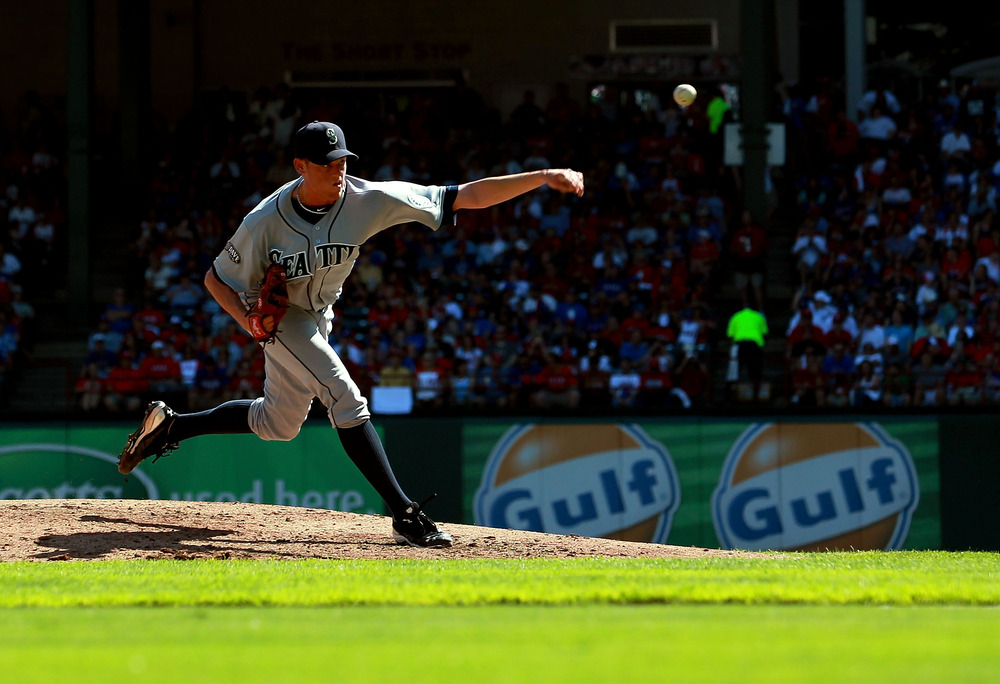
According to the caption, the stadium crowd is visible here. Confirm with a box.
[0,90,53,407]
[9,70,1000,416]
[783,78,1000,407]
[72,81,737,416]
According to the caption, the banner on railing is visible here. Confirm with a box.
[0,424,383,514]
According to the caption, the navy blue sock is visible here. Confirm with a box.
[167,400,254,443]
[337,420,410,516]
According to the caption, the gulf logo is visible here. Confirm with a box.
[474,424,680,542]
[712,423,919,551]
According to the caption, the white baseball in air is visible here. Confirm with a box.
[673,83,697,107]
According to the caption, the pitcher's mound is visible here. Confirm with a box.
[0,499,751,561]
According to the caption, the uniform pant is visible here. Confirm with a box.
[248,306,369,440]
[737,340,764,389]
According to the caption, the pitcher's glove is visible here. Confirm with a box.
[247,263,289,344]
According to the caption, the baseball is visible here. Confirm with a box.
[673,83,697,107]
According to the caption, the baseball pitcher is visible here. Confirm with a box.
[118,120,584,548]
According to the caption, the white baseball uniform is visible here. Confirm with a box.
[212,175,455,439]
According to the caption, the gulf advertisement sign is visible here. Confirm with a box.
[712,423,920,551]
[474,424,680,542]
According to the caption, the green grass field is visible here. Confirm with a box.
[1,552,998,683]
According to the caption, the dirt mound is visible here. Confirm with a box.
[0,499,748,561]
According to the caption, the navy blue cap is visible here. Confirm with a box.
[293,121,358,165]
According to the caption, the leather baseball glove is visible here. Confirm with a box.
[247,263,289,344]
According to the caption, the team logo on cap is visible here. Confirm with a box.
[474,424,680,542]
[712,422,919,551]
[326,127,338,144]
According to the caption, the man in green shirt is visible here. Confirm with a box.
[726,304,769,403]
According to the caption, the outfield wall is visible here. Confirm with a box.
[1,415,996,551]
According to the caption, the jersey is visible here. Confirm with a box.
[210,175,457,438]
[214,175,455,311]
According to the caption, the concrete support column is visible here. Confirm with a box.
[67,0,93,327]
[844,0,867,120]
[740,0,777,221]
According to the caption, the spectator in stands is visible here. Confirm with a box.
[471,355,507,410]
[0,241,22,280]
[945,354,982,406]
[83,334,118,379]
[144,253,177,298]
[787,309,826,360]
[939,120,972,166]
[789,351,825,406]
[857,81,902,118]
[175,340,200,389]
[639,342,680,408]
[103,355,147,413]
[619,328,650,367]
[726,302,769,403]
[75,362,105,413]
[852,359,883,406]
[448,359,476,408]
[672,352,710,407]
[826,106,860,169]
[675,306,713,360]
[882,361,913,407]
[413,349,447,410]
[8,283,35,353]
[163,272,205,315]
[228,358,264,401]
[947,309,977,348]
[529,353,580,410]
[625,211,659,248]
[7,195,36,244]
[189,353,230,411]
[688,227,720,278]
[0,307,21,363]
[138,339,183,395]
[577,344,612,410]
[881,174,912,210]
[883,241,918,289]
[821,340,855,406]
[728,209,770,308]
[857,105,897,153]
[608,358,642,408]
[911,349,947,406]
[102,288,137,336]
[792,215,828,284]
[378,351,414,388]
[981,353,1000,403]
[856,311,887,352]
[967,182,996,221]
[915,272,942,316]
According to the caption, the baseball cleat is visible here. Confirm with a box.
[117,400,178,474]
[392,498,453,548]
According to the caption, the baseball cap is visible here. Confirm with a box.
[293,121,358,165]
